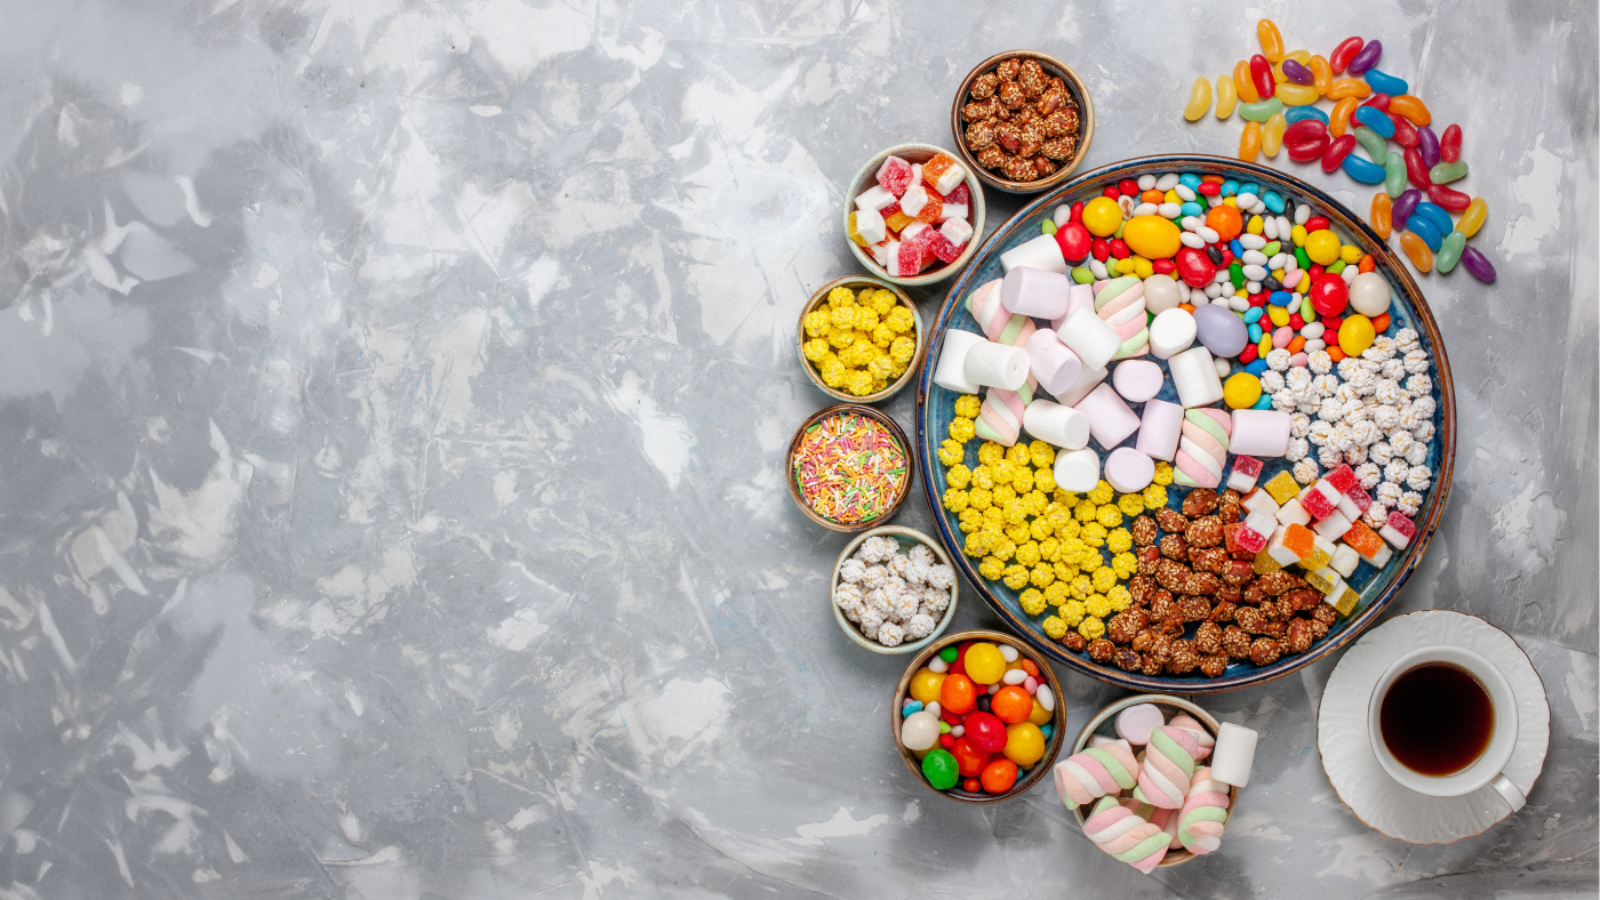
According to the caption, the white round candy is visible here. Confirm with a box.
[1141,273,1183,315]
[998,643,1019,662]
[1002,668,1028,685]
[1037,685,1055,713]
[1349,272,1391,317]
[900,711,940,751]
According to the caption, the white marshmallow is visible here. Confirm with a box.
[1022,400,1091,450]
[1111,359,1164,403]
[1136,398,1184,462]
[963,341,1030,391]
[1024,329,1083,397]
[999,233,1067,274]
[1105,447,1156,493]
[1049,283,1097,331]
[1001,267,1071,319]
[1053,447,1101,492]
[1168,346,1224,408]
[1149,308,1198,359]
[932,330,985,394]
[1073,383,1141,449]
[1056,307,1121,371]
[1054,361,1110,407]
[1212,723,1258,787]
[1229,409,1293,456]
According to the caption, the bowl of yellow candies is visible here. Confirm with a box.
[797,276,925,403]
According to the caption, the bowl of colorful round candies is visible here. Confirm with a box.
[893,630,1067,801]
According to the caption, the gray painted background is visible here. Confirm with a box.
[0,1,1593,897]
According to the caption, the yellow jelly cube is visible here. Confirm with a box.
[847,212,867,247]
[1253,549,1284,575]
[1298,537,1336,572]
[1332,582,1360,617]
[1305,566,1339,594]
[1264,471,1300,505]
[885,210,914,233]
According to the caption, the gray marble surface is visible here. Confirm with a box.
[0,1,1594,897]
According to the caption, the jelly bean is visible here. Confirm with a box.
[1399,232,1434,273]
[1304,215,1329,233]
[1429,160,1468,184]
[922,748,959,789]
[1330,36,1363,74]
[1239,120,1264,162]
[1262,113,1287,158]
[1216,75,1238,119]
[1407,217,1443,253]
[1458,196,1488,238]
[1258,18,1285,62]
[1250,54,1276,100]
[1417,125,1441,168]
[1285,107,1328,128]
[1347,39,1383,76]
[980,758,1019,794]
[1184,76,1213,121]
[1355,106,1395,139]
[1391,188,1421,231]
[1364,68,1408,96]
[1310,54,1333,94]
[1412,201,1453,237]
[1384,150,1407,198]
[1281,57,1314,85]
[1239,98,1283,122]
[1354,126,1388,164]
[1371,192,1393,238]
[1435,230,1466,274]
[1404,147,1433,190]
[1179,173,1202,189]
[1271,325,1292,348]
[1461,246,1497,282]
[1342,153,1386,184]
[1233,60,1260,104]
[1326,78,1372,100]
[1360,93,1391,112]
[1390,113,1420,149]
[1276,82,1319,106]
[1428,184,1472,212]
[1440,123,1463,163]
[1381,93,1428,128]
[1263,190,1285,213]
[1266,305,1289,327]
[1321,133,1357,173]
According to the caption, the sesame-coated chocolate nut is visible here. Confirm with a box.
[970,71,1000,100]
[1179,595,1212,622]
[1286,618,1315,654]
[1183,572,1221,596]
[965,121,997,152]
[1131,515,1159,546]
[1190,547,1228,574]
[976,146,1007,170]
[1312,602,1339,626]
[1155,559,1191,593]
[1003,155,1037,182]
[1221,559,1255,585]
[1243,581,1267,605]
[1062,631,1088,652]
[1018,138,1042,160]
[1222,625,1253,658]
[998,80,1027,110]
[1166,646,1200,675]
[1250,638,1283,666]
[1186,515,1225,548]
[1160,534,1190,561]
[1149,591,1177,621]
[963,97,1000,122]
[1107,610,1148,643]
[1182,488,1220,518]
[1128,574,1156,604]
[1035,85,1064,117]
[1257,570,1304,596]
[1137,545,1161,575]
[1040,138,1076,163]
[1018,59,1048,97]
[1209,600,1237,623]
[1310,619,1330,640]
[1140,654,1165,677]
[1199,654,1230,678]
[996,58,1021,81]
[1235,606,1268,634]
[1285,588,1323,611]
[995,122,1022,154]
[1113,648,1142,672]
[1042,110,1078,139]
[1156,508,1191,533]
[1194,621,1224,655]
[1089,638,1117,663]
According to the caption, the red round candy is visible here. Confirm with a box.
[1309,264,1325,279]
[1102,186,1120,199]
[1055,222,1091,262]
[1108,238,1131,260]
[1305,216,1330,233]
[1152,258,1176,275]
[1118,178,1140,196]
[1289,313,1305,329]
[1175,246,1216,288]
[940,707,963,725]
[1249,292,1268,307]
[1239,343,1259,363]
[963,711,1009,753]
[1323,316,1343,334]
[1091,238,1110,262]
[950,737,990,778]
[963,778,982,793]
[1197,181,1221,196]
[980,759,1020,794]
[1069,201,1084,224]
[939,733,956,749]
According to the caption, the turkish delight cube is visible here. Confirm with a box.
[1380,511,1417,549]
[856,185,898,211]
[1240,487,1281,518]
[1312,510,1354,541]
[1276,498,1311,527]
[1330,543,1360,578]
[1227,455,1264,493]
[1263,470,1300,505]
[876,156,913,195]
[1325,463,1359,495]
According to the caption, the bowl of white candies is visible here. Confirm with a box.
[833,526,960,654]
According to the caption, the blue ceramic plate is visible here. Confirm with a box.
[915,155,1456,693]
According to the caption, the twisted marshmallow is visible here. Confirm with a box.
[1052,739,1138,810]
[1133,725,1201,809]
[1173,408,1231,489]
[1083,796,1169,873]
[1094,277,1149,360]
[1177,767,1231,855]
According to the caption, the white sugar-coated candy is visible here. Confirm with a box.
[1054,361,1110,407]
[941,217,974,247]
[900,711,940,751]
[856,205,886,243]
[1037,684,1055,713]
[1053,447,1101,492]
[900,184,929,216]
[999,643,1019,662]
[1239,234,1266,250]
[1149,308,1197,359]
[1214,356,1232,378]
[855,185,896,211]
[1168,346,1224,408]
[1002,668,1028,685]
[1137,398,1184,462]
[1212,722,1259,787]
[1073,383,1140,449]
[1155,173,1180,190]
[932,330,985,394]
[1105,446,1156,493]
[1229,408,1292,456]
[928,657,949,674]
[1141,273,1183,315]
[1050,283,1097,331]
[951,725,965,737]
[1053,203,1073,226]
[1348,271,1391,317]
[963,341,1030,390]
[1112,359,1164,403]
[1114,703,1166,745]
[1024,329,1083,396]
[1137,174,1157,190]
[999,233,1068,274]
[1313,509,1354,541]
[1057,307,1121,371]
[1002,266,1071,318]
[1023,399,1091,450]
[925,701,942,718]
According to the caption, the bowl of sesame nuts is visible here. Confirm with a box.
[951,50,1095,194]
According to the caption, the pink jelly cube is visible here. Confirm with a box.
[1326,463,1359,495]
[1227,456,1264,493]
[877,156,913,196]
[928,231,961,264]
[1380,511,1417,549]
[1236,512,1274,553]
[940,217,974,248]
[1300,483,1337,521]
[945,182,971,207]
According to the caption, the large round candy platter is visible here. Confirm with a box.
[915,154,1456,692]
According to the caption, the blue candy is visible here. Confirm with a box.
[1180,201,1203,217]
[1230,238,1245,257]
[1285,106,1329,126]
[902,700,924,717]
[1263,191,1285,214]
[1239,182,1259,198]
[1041,723,1055,741]
[1243,307,1264,324]
[1247,322,1263,342]
[1354,105,1396,139]
[1364,68,1409,96]
[1221,179,1240,196]
[1245,359,1269,376]
[1407,217,1443,252]
[1342,153,1388,184]
[1412,201,1453,237]
[1179,173,1202,189]
[1269,290,1294,306]
[1252,394,1274,409]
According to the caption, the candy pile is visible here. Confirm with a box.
[850,152,974,278]
[1183,18,1496,283]
[836,535,955,647]
[927,166,1442,676]
[802,284,919,396]
[959,57,1083,184]
[1056,703,1258,872]
[900,638,1056,795]
[792,410,909,526]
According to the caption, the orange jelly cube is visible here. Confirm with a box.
[915,192,944,224]
[1281,523,1316,558]
[922,154,955,187]
[1342,521,1385,557]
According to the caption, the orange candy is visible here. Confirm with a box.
[1343,521,1385,556]
[1239,120,1263,162]
[914,193,943,224]
[1206,204,1244,242]
[1234,60,1260,104]
[1399,232,1434,272]
[1019,658,1040,678]
[980,759,1019,794]
[940,673,977,715]
[1358,254,1376,273]
[1329,97,1359,138]
[1326,78,1372,100]
[1141,189,1165,205]
[1282,523,1316,558]
[921,154,956,188]
[1388,95,1432,127]
[991,685,1034,723]
[951,737,990,777]
[1371,192,1392,239]
[1287,335,1306,354]
[1372,313,1391,333]
[1328,346,1347,362]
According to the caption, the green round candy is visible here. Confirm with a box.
[1071,266,1095,284]
[922,748,959,790]
[939,647,959,663]
[1041,219,1058,236]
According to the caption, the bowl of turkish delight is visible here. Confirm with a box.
[845,143,986,287]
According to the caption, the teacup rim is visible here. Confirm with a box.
[1366,644,1519,796]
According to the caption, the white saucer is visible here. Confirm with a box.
[1317,610,1549,844]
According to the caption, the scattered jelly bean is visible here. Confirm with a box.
[1321,133,1356,173]
[1216,75,1239,119]
[1417,125,1441,168]
[1383,150,1407,197]
[1370,192,1393,238]
[1458,196,1488,238]
[1326,78,1372,100]
[1239,120,1264,161]
[1184,76,1213,121]
[1429,160,1468,184]
[1354,125,1388,163]
[1461,246,1497,282]
[1281,58,1314,85]
[1328,97,1359,140]
[1262,113,1287,158]
[1360,93,1391,112]
[1390,113,1420,149]
[1347,39,1383,76]
[1399,232,1434,272]
[1440,123,1463,163]
[1407,217,1443,253]
[1285,106,1329,126]
[1329,36,1364,74]
[1250,54,1276,99]
[1428,183,1472,211]
[1404,147,1433,190]
[1239,97,1284,122]
[1257,18,1285,62]
[1342,153,1386,184]
[1276,82,1319,106]
[1412,202,1453,237]
[1435,231,1466,274]
[1310,54,1333,94]
[1364,68,1408,96]
[1388,95,1432,127]
[1391,189,1421,231]
[1233,59,1260,104]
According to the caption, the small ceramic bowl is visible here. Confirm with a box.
[1069,694,1239,867]
[796,275,924,403]
[786,404,913,533]
[831,525,958,655]
[891,629,1068,803]
[950,50,1095,194]
[843,143,986,287]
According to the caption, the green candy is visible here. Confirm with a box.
[1229,262,1245,288]
[1106,258,1121,277]
[1071,266,1095,284]
[1354,126,1388,166]
[1430,160,1469,184]
[1239,98,1283,122]
[1436,230,1467,273]
[1300,297,1316,320]
[1041,219,1058,236]
[1327,259,1346,275]
[1262,240,1281,256]
[939,646,959,663]
[1384,150,1407,198]
[1294,246,1311,269]
[922,748,959,790]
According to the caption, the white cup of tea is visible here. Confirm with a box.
[1366,645,1524,811]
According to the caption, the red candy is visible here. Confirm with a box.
[1304,216,1330,233]
[1152,258,1176,275]
[1289,313,1304,329]
[1092,238,1111,262]
[1118,178,1140,196]
[1323,315,1343,334]
[1197,181,1222,196]
[963,777,982,793]
[876,156,913,195]
[1360,93,1390,111]
[1103,186,1121,199]
[929,231,962,264]
[1056,222,1091,261]
[1301,485,1336,520]
[1175,246,1217,287]
[1329,36,1364,74]
[1309,275,1348,316]
[1390,114,1420,148]
[1109,238,1131,260]
[1322,134,1357,173]
[1428,183,1471,211]
[1069,201,1084,224]
[1284,119,1331,162]
[1385,511,1417,540]
[1440,124,1462,163]
[964,711,1009,753]
[1326,464,1359,495]
[945,183,971,207]
[939,734,956,749]
[1250,54,1276,100]
[1239,343,1259,363]
[1404,147,1432,189]
[951,737,990,777]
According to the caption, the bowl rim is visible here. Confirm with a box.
[949,49,1097,195]
[844,142,987,287]
[830,525,959,655]
[1068,693,1240,867]
[891,629,1068,802]
[912,153,1458,693]
[787,403,915,533]
[796,276,925,404]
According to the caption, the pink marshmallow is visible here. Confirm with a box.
[1111,359,1164,402]
[1024,329,1084,397]
[1136,398,1184,462]
[1072,383,1141,450]
[1001,266,1071,319]
[1229,409,1293,457]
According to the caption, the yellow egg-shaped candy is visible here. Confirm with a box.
[1224,372,1263,409]
[963,642,1006,685]
[1338,314,1376,356]
[1027,699,1052,726]
[1003,722,1046,767]
[909,668,946,704]
[1304,229,1342,266]
[1082,196,1124,237]
[1121,216,1182,260]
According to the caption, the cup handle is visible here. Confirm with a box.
[1488,773,1526,814]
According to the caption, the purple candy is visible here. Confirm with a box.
[1391,189,1422,231]
[1348,39,1383,76]
[1192,304,1249,358]
[1282,58,1315,85]
[1460,247,1497,283]
[1417,125,1441,168]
